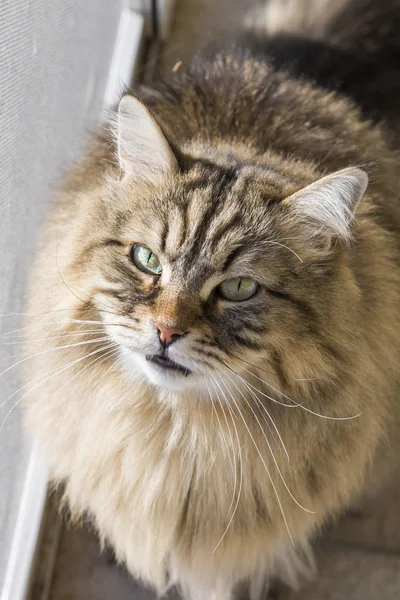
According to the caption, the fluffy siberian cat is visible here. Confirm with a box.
[23,0,400,598]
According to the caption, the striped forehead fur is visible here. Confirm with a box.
[153,159,303,256]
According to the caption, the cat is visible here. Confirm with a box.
[22,0,400,598]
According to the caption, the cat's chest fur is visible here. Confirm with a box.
[27,357,306,587]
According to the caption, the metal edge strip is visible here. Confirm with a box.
[1,444,48,600]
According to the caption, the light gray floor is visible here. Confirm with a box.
[43,472,400,600]
[48,529,400,600]
[155,0,254,73]
[37,0,400,598]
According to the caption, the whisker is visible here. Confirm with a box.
[205,375,236,480]
[0,336,111,382]
[0,308,111,319]
[97,349,123,379]
[213,371,296,548]
[291,404,362,421]
[231,358,361,421]
[265,240,303,263]
[0,341,117,411]
[208,370,243,554]
[228,360,299,408]
[0,318,124,339]
[205,375,237,521]
[4,330,111,344]
[232,354,315,397]
[55,242,121,317]
[0,342,118,433]
[222,370,315,515]
[236,374,290,462]
[54,344,120,391]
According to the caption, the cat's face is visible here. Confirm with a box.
[85,96,368,395]
[96,166,302,393]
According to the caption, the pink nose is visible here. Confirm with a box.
[154,322,186,347]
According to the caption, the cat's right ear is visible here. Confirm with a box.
[116,95,177,181]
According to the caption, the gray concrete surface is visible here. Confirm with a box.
[41,478,400,600]
[34,0,400,598]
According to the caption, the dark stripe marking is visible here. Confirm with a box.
[270,348,289,389]
[186,168,239,261]
[177,195,190,250]
[221,245,247,272]
[209,213,242,252]
[231,333,263,350]
[160,219,169,253]
[268,288,315,317]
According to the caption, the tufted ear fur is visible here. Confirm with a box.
[283,167,368,242]
[116,95,177,181]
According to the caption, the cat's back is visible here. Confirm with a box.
[246,0,400,133]
[141,48,392,169]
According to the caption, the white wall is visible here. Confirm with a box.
[0,0,123,594]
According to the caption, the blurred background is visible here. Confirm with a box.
[1,1,400,599]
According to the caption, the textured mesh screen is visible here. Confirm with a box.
[0,0,122,585]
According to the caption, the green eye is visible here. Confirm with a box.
[131,245,162,275]
[218,278,258,302]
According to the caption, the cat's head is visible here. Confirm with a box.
[80,95,368,395]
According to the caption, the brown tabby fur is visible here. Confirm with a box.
[23,0,400,598]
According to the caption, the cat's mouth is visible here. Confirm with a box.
[146,354,191,377]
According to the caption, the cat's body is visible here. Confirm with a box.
[23,1,400,598]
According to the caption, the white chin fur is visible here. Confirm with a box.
[121,348,205,393]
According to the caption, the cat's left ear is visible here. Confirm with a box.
[116,95,177,181]
[283,167,368,242]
